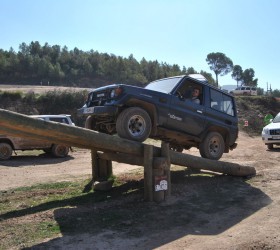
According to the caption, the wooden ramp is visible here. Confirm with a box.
[0,109,256,177]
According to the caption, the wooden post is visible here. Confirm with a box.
[153,157,168,202]
[144,144,153,201]
[152,142,171,202]
[97,158,112,181]
[91,149,99,181]
[161,142,171,197]
[91,149,112,182]
[91,149,113,191]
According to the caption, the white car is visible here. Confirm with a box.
[262,112,280,150]
[0,114,75,160]
[230,86,257,96]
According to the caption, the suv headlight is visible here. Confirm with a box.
[262,128,269,134]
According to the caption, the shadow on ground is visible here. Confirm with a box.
[2,169,272,249]
[0,154,74,167]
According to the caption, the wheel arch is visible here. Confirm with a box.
[85,115,95,129]
[0,139,15,150]
[124,99,158,135]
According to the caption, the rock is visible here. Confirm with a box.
[93,180,114,191]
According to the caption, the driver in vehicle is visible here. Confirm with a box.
[190,88,201,104]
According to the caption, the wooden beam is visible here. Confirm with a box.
[0,109,256,177]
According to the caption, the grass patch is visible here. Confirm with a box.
[0,172,144,249]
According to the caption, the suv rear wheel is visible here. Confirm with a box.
[0,143,13,160]
[116,107,152,142]
[199,132,225,160]
[51,144,69,157]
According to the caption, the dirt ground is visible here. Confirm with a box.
[1,131,280,249]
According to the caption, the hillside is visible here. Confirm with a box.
[235,96,280,135]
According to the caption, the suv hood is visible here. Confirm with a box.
[264,122,280,129]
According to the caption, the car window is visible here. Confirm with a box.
[210,89,235,116]
[145,76,183,93]
[273,113,280,123]
[176,80,203,105]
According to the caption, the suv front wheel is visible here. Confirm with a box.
[199,132,225,160]
[116,107,152,142]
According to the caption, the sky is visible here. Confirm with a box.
[1,0,280,90]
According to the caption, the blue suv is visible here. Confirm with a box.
[78,74,238,160]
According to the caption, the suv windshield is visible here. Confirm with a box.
[145,76,183,93]
[273,113,280,123]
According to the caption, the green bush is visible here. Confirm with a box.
[0,91,23,101]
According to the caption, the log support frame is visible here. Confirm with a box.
[91,142,171,202]
[0,109,257,197]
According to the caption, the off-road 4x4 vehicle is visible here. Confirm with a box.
[0,114,75,160]
[78,74,238,160]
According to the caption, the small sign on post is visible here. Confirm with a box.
[155,176,168,191]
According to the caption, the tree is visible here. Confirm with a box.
[0,41,220,87]
[206,52,233,86]
[242,68,258,86]
[231,65,243,87]
[200,70,215,85]
[272,89,280,97]
[29,41,41,56]
[186,67,196,74]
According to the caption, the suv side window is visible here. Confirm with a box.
[210,89,235,116]
[177,81,203,105]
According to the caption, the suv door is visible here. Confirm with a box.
[167,82,206,136]
[205,89,238,145]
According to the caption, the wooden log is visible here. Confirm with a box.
[97,152,143,166]
[0,109,256,177]
[0,109,143,155]
[169,150,255,177]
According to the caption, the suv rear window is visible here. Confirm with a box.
[210,89,235,116]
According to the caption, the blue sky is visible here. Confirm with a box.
[1,0,280,90]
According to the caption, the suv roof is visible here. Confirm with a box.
[188,74,207,82]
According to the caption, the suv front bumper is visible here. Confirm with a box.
[77,106,118,116]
